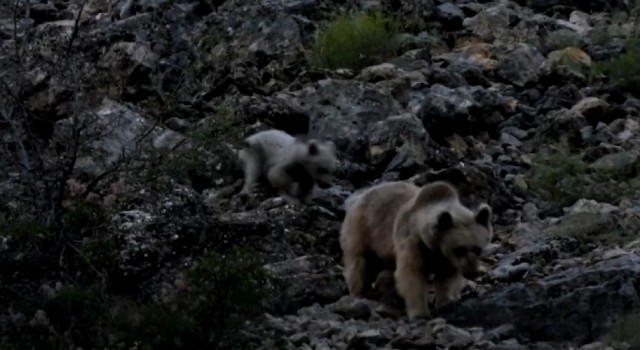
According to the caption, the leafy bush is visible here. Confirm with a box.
[119,246,271,349]
[0,244,271,349]
[527,145,640,207]
[594,38,640,95]
[607,313,640,350]
[145,105,243,189]
[311,10,400,71]
[545,29,582,51]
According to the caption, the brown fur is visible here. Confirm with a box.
[339,181,418,297]
[339,180,493,319]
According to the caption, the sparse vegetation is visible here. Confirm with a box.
[0,206,272,349]
[117,246,271,350]
[527,145,640,207]
[607,313,640,350]
[545,29,582,51]
[144,105,244,189]
[0,0,269,345]
[310,10,400,71]
[587,1,640,94]
[594,38,640,95]
[4,0,640,346]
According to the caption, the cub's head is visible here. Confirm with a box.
[295,137,338,189]
[426,203,493,281]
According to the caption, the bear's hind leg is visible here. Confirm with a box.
[343,252,370,297]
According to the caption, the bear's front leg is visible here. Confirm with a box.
[394,244,432,320]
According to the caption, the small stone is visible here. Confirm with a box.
[375,304,402,319]
[357,63,401,82]
[165,117,191,132]
[571,97,610,125]
[589,150,639,177]
[435,324,474,348]
[331,297,372,320]
[436,2,465,30]
[513,174,528,192]
[290,332,310,345]
[352,329,389,347]
[491,259,531,282]
[579,342,615,350]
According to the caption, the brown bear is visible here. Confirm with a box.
[338,180,492,319]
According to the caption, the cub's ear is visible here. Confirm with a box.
[325,140,337,154]
[294,134,309,143]
[308,141,319,156]
[475,203,492,229]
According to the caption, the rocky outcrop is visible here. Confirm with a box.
[2,0,640,349]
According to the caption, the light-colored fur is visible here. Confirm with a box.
[339,180,493,319]
[238,129,337,204]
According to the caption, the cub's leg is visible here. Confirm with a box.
[394,243,432,319]
[266,164,297,197]
[238,148,262,195]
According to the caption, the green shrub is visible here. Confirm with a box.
[145,106,242,187]
[0,245,271,350]
[607,313,640,350]
[311,10,400,71]
[119,246,272,349]
[594,38,640,95]
[527,145,640,207]
[60,197,109,237]
[527,146,589,206]
[44,285,109,347]
[545,29,581,51]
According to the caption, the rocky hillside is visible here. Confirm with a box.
[1,0,640,349]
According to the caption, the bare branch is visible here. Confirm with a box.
[65,0,89,58]
[0,105,32,173]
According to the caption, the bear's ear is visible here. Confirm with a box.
[430,211,453,246]
[436,211,453,231]
[308,141,319,156]
[475,203,492,229]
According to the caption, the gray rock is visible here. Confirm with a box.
[589,150,640,177]
[511,0,628,13]
[239,94,310,136]
[444,253,640,345]
[495,44,545,87]
[490,258,531,282]
[434,323,475,348]
[462,3,516,42]
[264,255,347,314]
[51,98,183,177]
[570,97,611,126]
[285,79,404,162]
[418,84,516,141]
[367,113,431,176]
[414,163,518,217]
[388,0,435,32]
[435,2,465,31]
[330,296,373,320]
[529,108,589,150]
